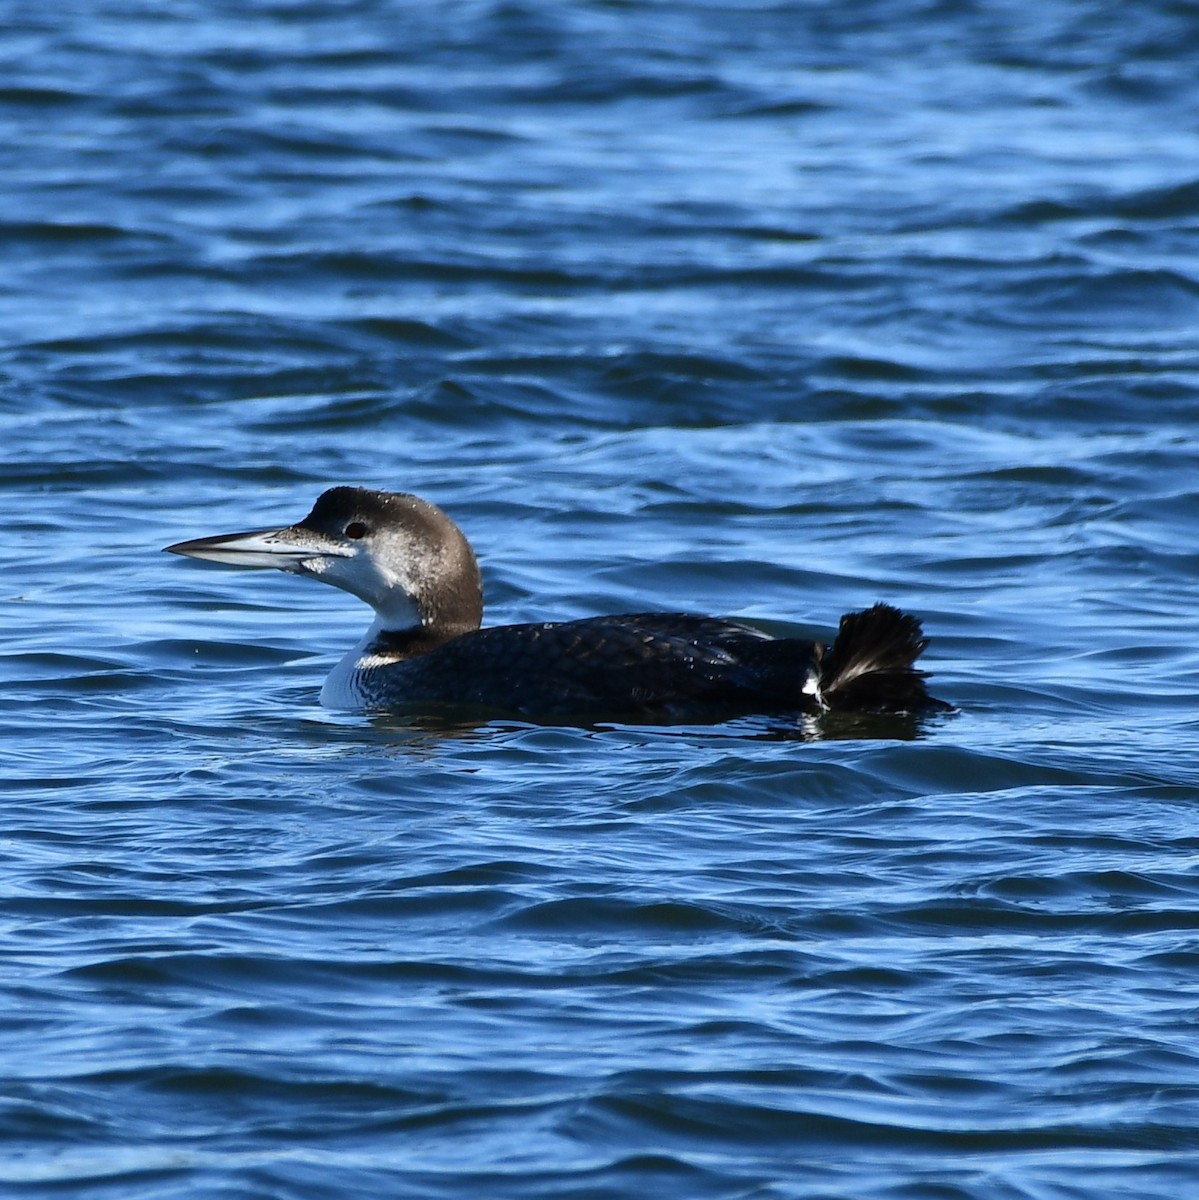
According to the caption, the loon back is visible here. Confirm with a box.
[325,605,943,718]
[165,486,948,719]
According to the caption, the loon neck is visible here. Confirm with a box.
[364,554,483,659]
[366,619,463,660]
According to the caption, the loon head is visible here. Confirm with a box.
[165,486,484,636]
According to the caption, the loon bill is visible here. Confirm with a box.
[165,486,949,718]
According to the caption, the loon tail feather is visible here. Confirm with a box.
[818,603,946,713]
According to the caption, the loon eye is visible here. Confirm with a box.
[344,521,368,540]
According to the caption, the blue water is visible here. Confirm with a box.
[5,1,1199,1196]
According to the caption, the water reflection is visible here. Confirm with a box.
[362,703,953,744]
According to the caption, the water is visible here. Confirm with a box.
[4,1,1199,1196]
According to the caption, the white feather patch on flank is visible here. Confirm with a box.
[802,668,825,706]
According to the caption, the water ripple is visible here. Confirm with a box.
[5,1,1199,1197]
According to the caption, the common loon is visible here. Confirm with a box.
[165,486,947,719]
